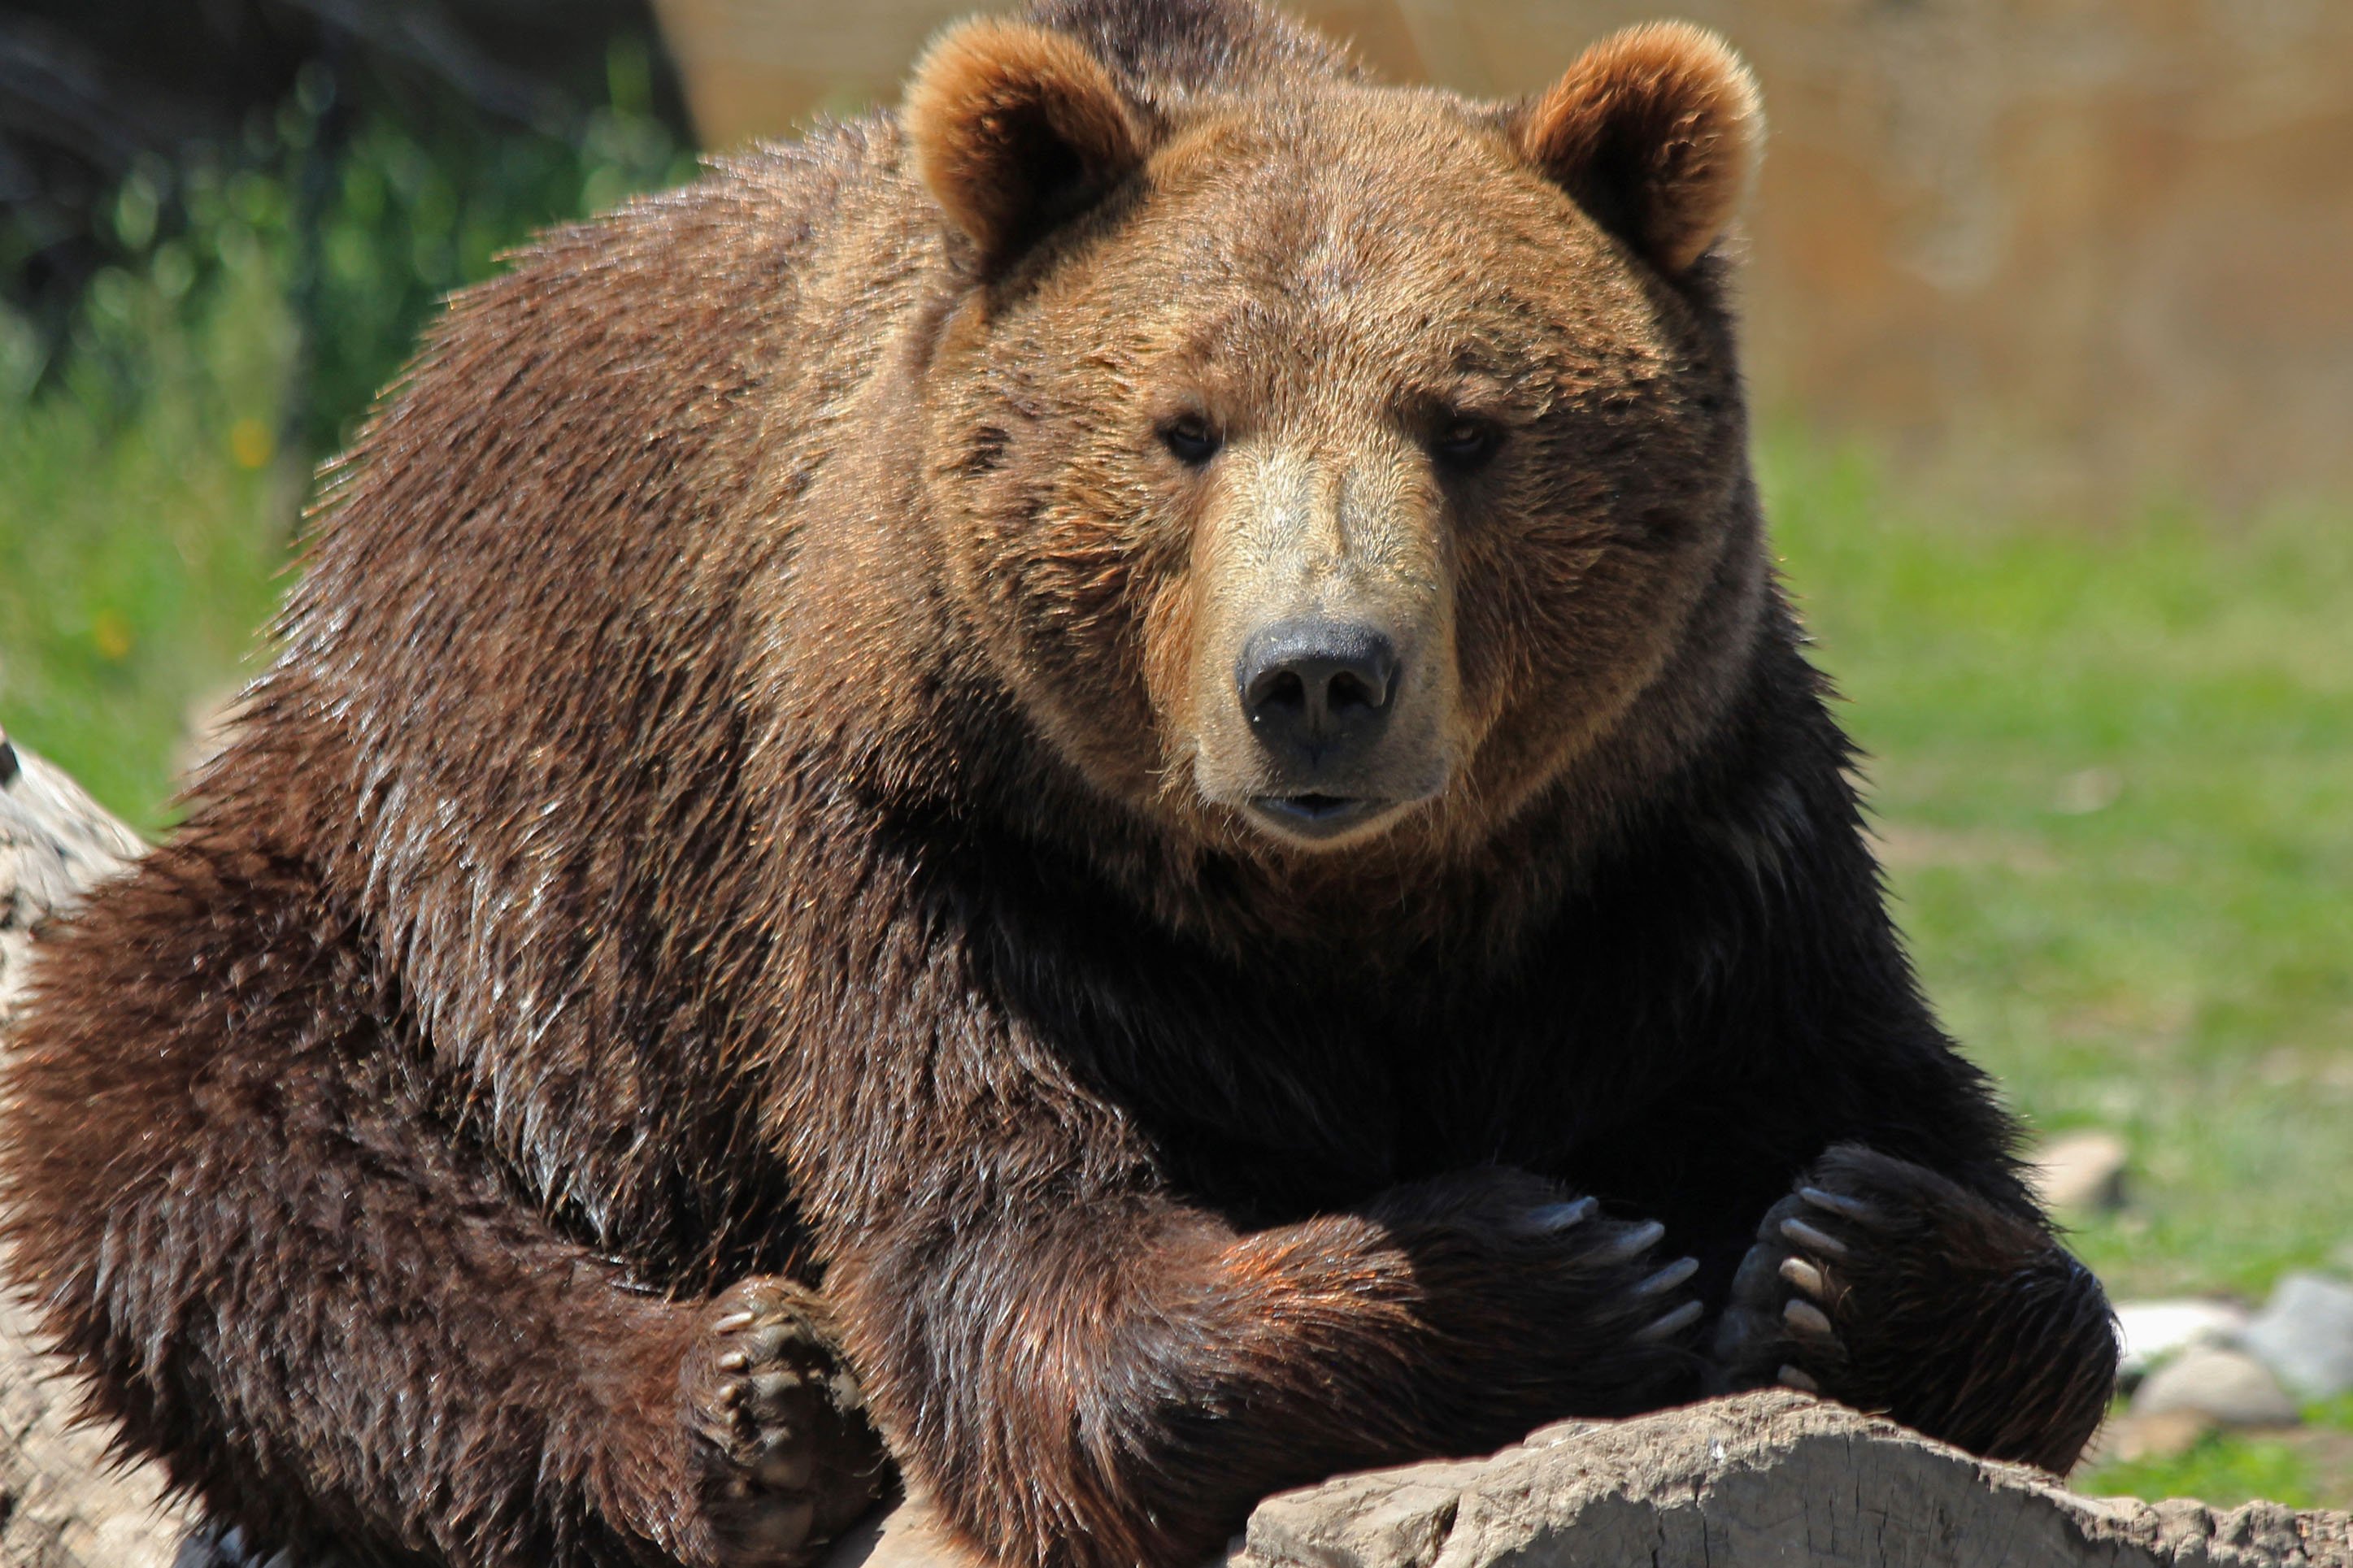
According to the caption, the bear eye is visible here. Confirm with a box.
[1159,414,1222,467]
[1429,415,1503,473]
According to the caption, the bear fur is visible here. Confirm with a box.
[0,2,2117,1566]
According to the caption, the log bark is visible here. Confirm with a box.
[1229,1392,2353,1568]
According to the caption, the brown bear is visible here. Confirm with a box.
[0,1,2118,1566]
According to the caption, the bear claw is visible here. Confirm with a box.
[1710,1174,1872,1400]
[1639,1299,1705,1341]
[1516,1197,1599,1234]
[1781,1298,1837,1340]
[1777,1215,1848,1258]
[1799,1185,1879,1223]
[1777,1256,1828,1298]
[1603,1218,1668,1260]
[1638,1256,1700,1297]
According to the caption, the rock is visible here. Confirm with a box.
[2133,1347,2303,1429]
[2115,1298,2255,1383]
[2029,1130,2130,1215]
[827,1393,2353,1568]
[2242,1273,2353,1402]
[0,730,185,1567]
[2097,1408,2220,1467]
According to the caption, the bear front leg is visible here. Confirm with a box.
[1710,1144,2117,1472]
[0,841,885,1568]
[835,1167,1704,1568]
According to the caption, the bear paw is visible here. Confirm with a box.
[683,1278,889,1568]
[1542,1201,1709,1350]
[1709,1145,2116,1473]
[1367,1172,1707,1413]
[1710,1177,1868,1401]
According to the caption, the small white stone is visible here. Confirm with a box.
[2130,1346,2301,1428]
[2112,1299,2251,1380]
[2241,1272,2353,1401]
[2028,1131,2129,1215]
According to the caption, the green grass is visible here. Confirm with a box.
[1764,435,2353,1307]
[2078,1396,2353,1507]
[2,306,2350,1505]
[0,266,296,829]
[2089,1431,2322,1510]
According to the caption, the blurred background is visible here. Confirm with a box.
[2,0,2348,1509]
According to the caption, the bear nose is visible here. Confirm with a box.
[1235,619,1399,764]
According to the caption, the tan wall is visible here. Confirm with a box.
[652,0,2353,514]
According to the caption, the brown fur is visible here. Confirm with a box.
[907,21,1149,271]
[1512,22,1763,276]
[1,3,2110,1567]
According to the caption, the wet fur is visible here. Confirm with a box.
[2,2,2112,1566]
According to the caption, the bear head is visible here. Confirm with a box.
[905,11,1767,865]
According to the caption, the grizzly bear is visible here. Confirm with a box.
[0,0,2118,1565]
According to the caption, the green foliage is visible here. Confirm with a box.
[0,42,699,827]
[24,41,698,456]
[283,43,698,451]
[2087,1430,2320,1510]
[0,256,294,827]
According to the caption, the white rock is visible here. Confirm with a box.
[2131,1346,2301,1427]
[832,1392,2353,1568]
[2113,1298,2253,1380]
[2242,1272,2353,1401]
[2028,1131,2129,1214]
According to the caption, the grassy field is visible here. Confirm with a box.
[1764,439,2353,1307]
[2,305,2349,1503]
[1762,439,2353,1505]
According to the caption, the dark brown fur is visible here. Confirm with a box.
[1,2,2114,1566]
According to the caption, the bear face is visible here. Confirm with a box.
[911,20,1765,860]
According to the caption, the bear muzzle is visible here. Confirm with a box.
[1197,614,1454,848]
[1233,616,1411,842]
[1180,445,1459,849]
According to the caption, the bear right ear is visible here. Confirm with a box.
[904,19,1148,276]
[1510,22,1764,277]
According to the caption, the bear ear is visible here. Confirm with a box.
[903,19,1149,275]
[1510,22,1764,276]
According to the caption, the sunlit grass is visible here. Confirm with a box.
[2089,1431,2321,1510]
[1764,436,2353,1309]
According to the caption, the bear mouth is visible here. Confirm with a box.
[1248,793,1388,842]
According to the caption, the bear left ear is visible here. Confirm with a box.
[1510,21,1764,276]
[903,19,1149,276]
